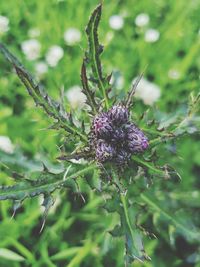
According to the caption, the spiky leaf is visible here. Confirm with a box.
[104,191,149,263]
[0,43,87,142]
[85,4,110,109]
[81,61,98,114]
[0,165,95,203]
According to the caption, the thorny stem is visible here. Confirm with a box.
[120,192,145,263]
[142,128,173,137]
[132,156,164,175]
[149,137,163,145]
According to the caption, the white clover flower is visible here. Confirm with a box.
[21,39,41,61]
[144,28,160,43]
[168,69,181,80]
[109,15,124,30]
[135,13,150,27]
[64,28,81,46]
[66,85,86,109]
[28,28,40,38]
[45,45,64,67]
[0,136,14,154]
[35,61,48,78]
[133,77,161,106]
[0,15,9,34]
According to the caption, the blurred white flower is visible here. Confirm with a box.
[70,158,88,164]
[115,75,124,90]
[28,28,40,38]
[109,15,124,30]
[110,71,124,90]
[0,136,14,154]
[0,15,9,34]
[135,13,150,27]
[168,69,181,80]
[64,28,81,45]
[105,31,114,44]
[45,45,64,67]
[133,77,161,106]
[144,28,160,43]
[121,10,129,18]
[21,39,41,60]
[35,61,48,78]
[66,85,86,109]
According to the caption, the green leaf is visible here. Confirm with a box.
[51,247,80,260]
[120,193,150,263]
[0,165,95,206]
[109,224,124,237]
[141,192,200,242]
[0,248,25,262]
[0,43,87,142]
[104,191,149,263]
[40,194,55,233]
[81,61,98,115]
[85,4,110,109]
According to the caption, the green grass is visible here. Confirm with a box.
[0,0,200,266]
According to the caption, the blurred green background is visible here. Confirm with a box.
[0,0,200,266]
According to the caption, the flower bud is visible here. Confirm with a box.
[112,128,126,142]
[95,139,116,162]
[108,105,129,126]
[92,113,113,139]
[126,123,149,153]
[115,149,131,165]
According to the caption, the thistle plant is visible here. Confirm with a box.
[0,4,200,265]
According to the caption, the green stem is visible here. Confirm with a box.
[142,128,169,137]
[120,193,134,237]
[8,238,35,264]
[120,192,144,262]
[66,233,104,267]
[132,156,163,174]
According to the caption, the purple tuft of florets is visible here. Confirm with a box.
[91,105,149,166]
[115,149,131,165]
[112,128,126,142]
[95,139,116,162]
[125,123,149,153]
[108,105,129,126]
[93,113,113,139]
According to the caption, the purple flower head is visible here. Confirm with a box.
[115,149,131,165]
[95,139,116,162]
[112,128,126,142]
[126,123,149,153]
[108,105,129,126]
[92,105,149,165]
[92,113,113,139]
